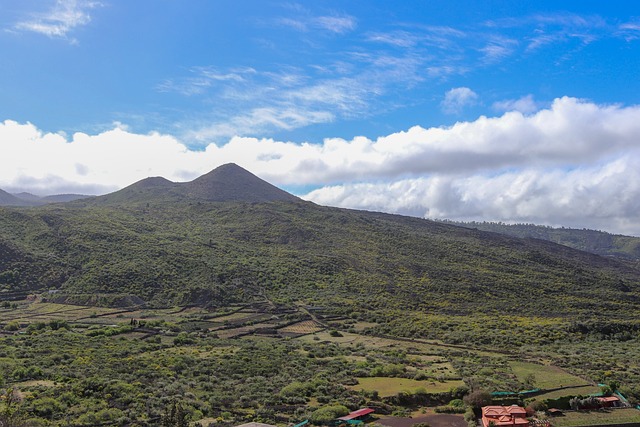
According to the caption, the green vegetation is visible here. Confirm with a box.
[1,166,640,425]
[350,377,465,397]
[509,361,588,389]
[442,220,640,260]
[551,408,640,427]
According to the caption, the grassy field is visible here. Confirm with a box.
[298,330,506,357]
[509,361,590,389]
[535,386,602,401]
[350,377,466,397]
[551,408,640,427]
[279,320,324,335]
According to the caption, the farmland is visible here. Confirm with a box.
[349,377,466,397]
[1,298,640,426]
[551,409,640,427]
[509,361,590,389]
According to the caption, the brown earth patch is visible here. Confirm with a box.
[377,414,467,427]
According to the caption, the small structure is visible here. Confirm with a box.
[598,396,621,408]
[547,408,563,417]
[482,405,529,427]
[336,408,375,425]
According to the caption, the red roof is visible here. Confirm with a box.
[338,408,375,421]
[482,406,529,427]
[598,396,620,403]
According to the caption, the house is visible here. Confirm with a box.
[482,405,529,427]
[597,396,621,408]
[336,408,375,425]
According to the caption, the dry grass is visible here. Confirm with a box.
[279,320,324,334]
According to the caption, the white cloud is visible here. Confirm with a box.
[479,36,518,63]
[441,87,479,114]
[316,15,357,34]
[277,13,356,34]
[492,95,541,114]
[3,97,640,234]
[14,0,100,41]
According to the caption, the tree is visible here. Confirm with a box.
[463,389,492,408]
[310,405,349,425]
[524,374,536,389]
[161,401,189,427]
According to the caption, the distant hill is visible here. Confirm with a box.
[42,194,93,203]
[88,163,300,206]
[182,163,300,203]
[0,191,91,206]
[0,189,34,206]
[443,220,640,260]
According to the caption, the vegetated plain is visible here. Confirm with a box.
[1,164,640,426]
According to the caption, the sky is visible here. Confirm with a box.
[1,1,640,235]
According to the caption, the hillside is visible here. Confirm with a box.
[0,191,91,206]
[444,220,640,260]
[1,164,640,347]
[0,188,34,206]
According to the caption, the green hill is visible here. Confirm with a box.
[443,220,640,260]
[1,164,639,346]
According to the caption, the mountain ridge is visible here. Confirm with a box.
[0,171,638,324]
[82,163,301,206]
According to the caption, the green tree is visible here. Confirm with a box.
[310,405,349,425]
[463,389,492,408]
[161,401,189,427]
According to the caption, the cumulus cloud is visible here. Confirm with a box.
[441,87,479,114]
[3,97,640,234]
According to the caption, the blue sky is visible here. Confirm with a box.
[2,1,640,235]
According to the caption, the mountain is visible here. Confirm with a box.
[0,189,35,206]
[0,191,92,206]
[445,220,640,260]
[182,163,300,202]
[89,163,300,206]
[1,163,639,347]
[41,194,93,203]
[12,192,43,203]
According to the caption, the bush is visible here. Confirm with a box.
[4,320,20,331]
[310,405,349,425]
[434,405,466,414]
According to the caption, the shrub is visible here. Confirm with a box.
[310,405,349,425]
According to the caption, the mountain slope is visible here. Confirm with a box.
[0,164,639,346]
[0,189,35,206]
[182,163,300,202]
[86,163,300,206]
[446,221,640,260]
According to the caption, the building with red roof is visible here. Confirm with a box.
[336,408,375,424]
[482,405,529,427]
[597,396,621,408]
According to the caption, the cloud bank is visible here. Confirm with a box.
[2,97,640,235]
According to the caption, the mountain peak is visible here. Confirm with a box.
[182,163,300,203]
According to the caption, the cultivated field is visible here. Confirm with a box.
[533,386,603,401]
[509,361,590,389]
[551,408,640,427]
[349,377,466,397]
[279,320,324,335]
